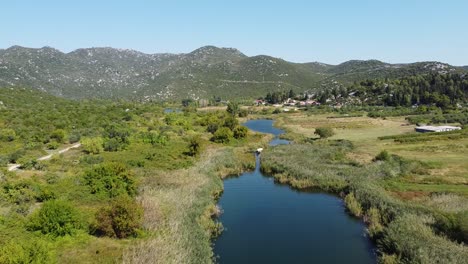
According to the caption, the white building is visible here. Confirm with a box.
[415,126,462,133]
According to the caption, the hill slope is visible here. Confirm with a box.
[0,45,465,100]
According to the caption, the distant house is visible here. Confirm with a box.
[415,126,461,133]
[254,99,266,106]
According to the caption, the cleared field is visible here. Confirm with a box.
[271,112,468,195]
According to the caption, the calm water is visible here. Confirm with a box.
[163,108,182,113]
[213,119,375,264]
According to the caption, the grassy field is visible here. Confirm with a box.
[272,113,468,194]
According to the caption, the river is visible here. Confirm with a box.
[213,119,375,263]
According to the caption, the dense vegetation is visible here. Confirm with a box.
[348,73,468,107]
[0,88,265,262]
[261,141,468,263]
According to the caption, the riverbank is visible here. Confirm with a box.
[214,119,375,263]
[122,135,272,263]
[259,112,468,263]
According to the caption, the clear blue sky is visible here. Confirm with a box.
[2,0,467,65]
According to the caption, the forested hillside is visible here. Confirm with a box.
[0,45,465,100]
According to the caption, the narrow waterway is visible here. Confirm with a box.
[213,119,375,263]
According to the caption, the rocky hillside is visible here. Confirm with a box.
[0,45,465,100]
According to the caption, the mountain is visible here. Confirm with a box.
[0,45,465,100]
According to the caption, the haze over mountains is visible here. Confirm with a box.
[0,45,466,100]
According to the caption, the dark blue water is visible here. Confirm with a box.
[213,119,375,264]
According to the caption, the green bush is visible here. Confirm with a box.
[46,141,59,150]
[50,129,66,143]
[314,127,335,139]
[0,128,16,142]
[8,149,25,163]
[233,126,248,139]
[81,137,104,154]
[187,135,203,157]
[206,122,219,134]
[92,195,143,239]
[103,138,123,152]
[238,109,248,117]
[83,162,136,198]
[0,238,54,263]
[212,127,233,143]
[223,116,239,130]
[68,131,81,144]
[374,150,391,161]
[28,200,84,237]
[226,101,240,116]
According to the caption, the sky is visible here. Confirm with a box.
[1,0,467,65]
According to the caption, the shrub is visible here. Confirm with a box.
[50,129,66,143]
[374,150,391,161]
[8,149,25,163]
[83,162,136,198]
[68,131,81,144]
[187,136,203,156]
[223,116,239,130]
[103,138,122,152]
[0,238,53,263]
[46,141,59,150]
[212,127,233,143]
[27,200,84,237]
[81,137,104,154]
[233,126,248,139]
[207,122,220,134]
[0,128,16,142]
[2,180,36,205]
[345,192,362,217]
[314,127,335,139]
[226,101,239,116]
[92,195,143,239]
[238,109,248,117]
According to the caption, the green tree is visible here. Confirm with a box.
[27,200,84,237]
[187,135,203,156]
[81,137,104,154]
[50,129,66,143]
[212,127,233,143]
[288,89,296,99]
[233,126,248,139]
[226,101,240,116]
[314,127,335,139]
[93,195,143,239]
[223,116,239,130]
[83,162,136,198]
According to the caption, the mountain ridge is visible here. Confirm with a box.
[0,45,465,100]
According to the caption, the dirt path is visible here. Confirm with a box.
[7,143,81,171]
